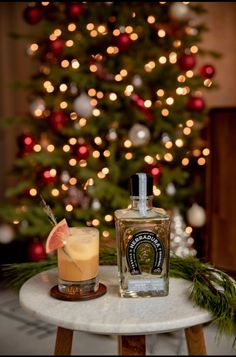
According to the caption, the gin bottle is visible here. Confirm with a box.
[114,173,170,298]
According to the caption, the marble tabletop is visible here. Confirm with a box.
[19,265,213,335]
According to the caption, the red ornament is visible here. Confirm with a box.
[39,168,57,185]
[75,144,90,160]
[50,111,68,130]
[65,3,84,21]
[186,96,205,112]
[178,53,196,71]
[116,33,133,52]
[28,240,46,262]
[23,5,43,25]
[131,94,153,121]
[49,38,65,56]
[199,64,215,78]
[144,164,162,184]
[17,133,36,155]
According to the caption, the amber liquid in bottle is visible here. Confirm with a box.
[114,173,170,298]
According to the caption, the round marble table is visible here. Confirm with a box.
[19,265,213,355]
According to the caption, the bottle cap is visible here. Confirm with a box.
[130,173,153,197]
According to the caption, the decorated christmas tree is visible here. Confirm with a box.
[0,2,218,263]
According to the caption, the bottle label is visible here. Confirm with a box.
[126,231,165,275]
[128,278,165,292]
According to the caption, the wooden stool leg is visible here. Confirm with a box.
[185,324,207,355]
[54,326,73,355]
[118,335,146,355]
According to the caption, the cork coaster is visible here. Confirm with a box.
[50,283,107,301]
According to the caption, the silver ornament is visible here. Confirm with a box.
[0,224,14,244]
[169,2,191,22]
[91,198,101,211]
[29,97,45,116]
[73,92,94,118]
[70,82,78,95]
[132,75,142,87]
[60,170,70,183]
[187,203,206,227]
[166,182,176,196]
[128,123,150,147]
[161,132,171,143]
[107,128,118,141]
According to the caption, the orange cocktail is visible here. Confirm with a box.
[57,227,99,295]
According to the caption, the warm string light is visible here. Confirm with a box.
[22,4,210,231]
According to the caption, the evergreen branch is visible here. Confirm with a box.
[170,255,236,344]
[1,254,236,344]
[1,257,57,290]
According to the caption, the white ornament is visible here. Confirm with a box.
[91,198,101,211]
[60,170,70,183]
[166,182,176,196]
[128,123,150,147]
[169,2,191,22]
[170,207,196,257]
[73,92,94,118]
[187,203,206,227]
[29,97,45,117]
[107,128,118,141]
[132,75,142,87]
[0,224,14,244]
[161,132,171,144]
[70,82,78,95]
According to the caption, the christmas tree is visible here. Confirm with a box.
[0,2,218,263]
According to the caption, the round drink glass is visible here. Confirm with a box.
[57,227,99,295]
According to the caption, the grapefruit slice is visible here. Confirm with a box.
[45,218,70,254]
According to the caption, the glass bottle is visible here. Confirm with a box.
[114,172,170,297]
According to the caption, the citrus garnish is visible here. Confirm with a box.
[45,218,70,254]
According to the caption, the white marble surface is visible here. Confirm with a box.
[19,265,213,335]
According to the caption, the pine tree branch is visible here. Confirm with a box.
[1,253,236,344]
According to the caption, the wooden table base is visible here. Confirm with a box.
[54,324,207,355]
[118,335,146,356]
[54,327,73,355]
[185,324,207,355]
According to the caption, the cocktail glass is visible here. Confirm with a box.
[57,227,99,295]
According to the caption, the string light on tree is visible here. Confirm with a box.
[170,207,197,257]
[0,2,219,267]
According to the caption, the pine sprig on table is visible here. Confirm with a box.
[1,254,236,343]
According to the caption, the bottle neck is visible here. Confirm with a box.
[130,196,153,210]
